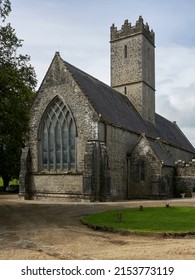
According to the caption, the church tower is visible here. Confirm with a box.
[110,16,155,123]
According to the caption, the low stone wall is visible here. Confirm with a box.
[175,159,195,197]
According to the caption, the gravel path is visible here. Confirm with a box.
[1,194,195,259]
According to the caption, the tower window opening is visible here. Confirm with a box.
[124,86,127,95]
[124,45,127,58]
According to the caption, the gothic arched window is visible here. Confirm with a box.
[40,98,76,171]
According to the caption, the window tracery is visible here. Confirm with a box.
[40,98,76,171]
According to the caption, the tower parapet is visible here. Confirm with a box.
[110,16,155,123]
[111,16,155,46]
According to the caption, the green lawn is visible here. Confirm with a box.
[81,207,195,234]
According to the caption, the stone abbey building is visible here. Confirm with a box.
[19,17,195,201]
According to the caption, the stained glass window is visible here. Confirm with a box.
[41,98,76,171]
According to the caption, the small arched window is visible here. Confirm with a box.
[40,97,76,171]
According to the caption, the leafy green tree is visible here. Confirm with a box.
[0,0,37,188]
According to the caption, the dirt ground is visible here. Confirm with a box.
[1,194,195,260]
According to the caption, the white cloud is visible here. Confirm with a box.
[156,45,195,145]
[156,45,195,92]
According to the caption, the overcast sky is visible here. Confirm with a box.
[8,0,195,147]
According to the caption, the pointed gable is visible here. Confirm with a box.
[130,135,173,167]
[39,52,70,89]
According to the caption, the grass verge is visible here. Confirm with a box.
[81,206,195,237]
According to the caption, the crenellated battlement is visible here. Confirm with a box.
[110,16,155,45]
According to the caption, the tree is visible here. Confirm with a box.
[0,0,37,188]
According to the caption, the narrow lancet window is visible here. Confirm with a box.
[139,161,145,181]
[40,98,76,171]
[124,45,127,58]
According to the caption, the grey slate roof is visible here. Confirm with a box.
[148,139,174,166]
[63,58,195,154]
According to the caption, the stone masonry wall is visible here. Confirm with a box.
[175,159,195,197]
[110,17,155,123]
[29,174,83,201]
[129,137,159,198]
[28,54,99,199]
[98,123,139,199]
[111,36,142,87]
[129,137,173,199]
[83,140,111,202]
